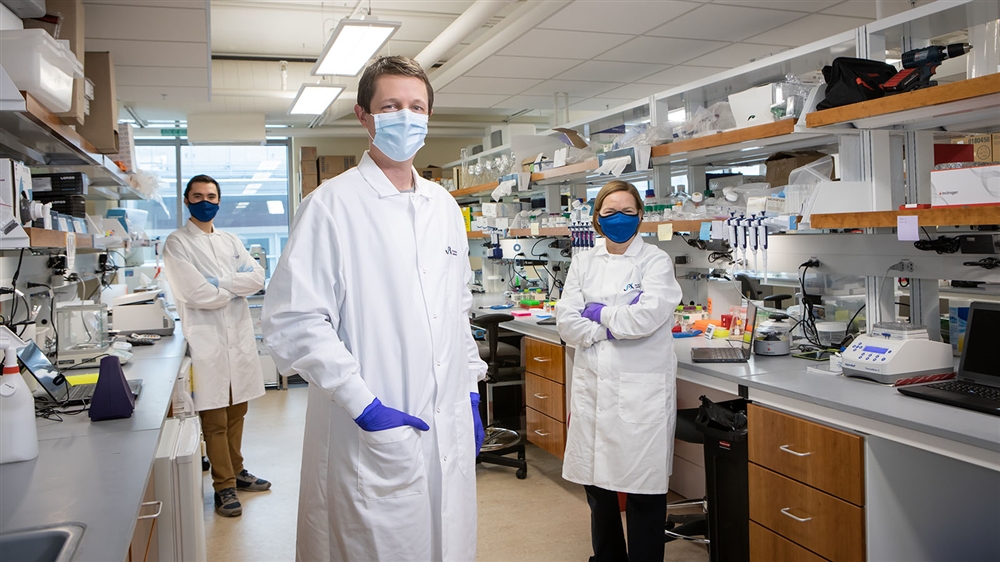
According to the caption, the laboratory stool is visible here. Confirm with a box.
[664,408,709,545]
[471,313,528,480]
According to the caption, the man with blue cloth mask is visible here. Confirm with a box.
[163,174,270,518]
[262,56,488,562]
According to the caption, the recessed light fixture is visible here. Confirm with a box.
[289,84,345,115]
[312,19,401,77]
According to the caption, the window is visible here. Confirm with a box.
[127,144,178,241]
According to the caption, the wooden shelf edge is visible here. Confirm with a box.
[810,206,1000,229]
[24,227,94,248]
[805,74,1000,129]
[529,159,599,182]
[450,181,499,198]
[466,231,488,239]
[650,119,797,158]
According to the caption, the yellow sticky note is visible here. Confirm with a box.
[530,223,540,236]
[65,373,99,386]
[657,223,673,241]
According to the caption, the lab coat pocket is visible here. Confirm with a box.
[186,325,222,377]
[617,372,666,424]
[358,426,427,501]
[455,399,475,477]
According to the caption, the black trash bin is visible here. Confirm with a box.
[695,395,750,562]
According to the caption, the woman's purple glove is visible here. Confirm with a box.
[354,398,429,432]
[471,392,485,455]
[581,302,605,323]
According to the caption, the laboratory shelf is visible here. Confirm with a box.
[23,227,94,249]
[805,74,1000,132]
[529,158,599,186]
[505,220,708,238]
[466,231,489,239]
[650,119,834,168]
[450,180,499,199]
[0,92,139,198]
[809,205,1000,229]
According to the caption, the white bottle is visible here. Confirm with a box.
[0,327,39,464]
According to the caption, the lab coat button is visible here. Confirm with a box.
[598,407,604,412]
[433,314,438,319]
[436,407,441,413]
[436,361,441,366]
[443,456,448,462]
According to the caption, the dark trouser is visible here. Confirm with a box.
[200,399,249,492]
[585,485,667,562]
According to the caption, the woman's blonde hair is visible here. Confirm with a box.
[591,180,643,237]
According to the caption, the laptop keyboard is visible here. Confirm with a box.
[67,384,95,401]
[926,381,1000,402]
[703,347,744,360]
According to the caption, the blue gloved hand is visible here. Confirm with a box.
[354,398,430,432]
[238,264,254,273]
[205,276,219,287]
[630,291,643,305]
[471,392,485,455]
[581,302,605,323]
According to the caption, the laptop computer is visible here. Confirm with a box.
[17,340,142,406]
[898,301,1000,416]
[691,301,759,363]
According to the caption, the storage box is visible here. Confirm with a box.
[300,159,318,177]
[299,146,317,161]
[23,0,86,125]
[729,84,775,129]
[931,164,1000,207]
[302,174,320,198]
[318,155,357,180]
[765,151,829,188]
[954,134,993,162]
[32,172,88,195]
[934,143,974,165]
[76,52,119,154]
[0,29,83,113]
[113,123,136,172]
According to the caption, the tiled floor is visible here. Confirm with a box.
[203,386,708,561]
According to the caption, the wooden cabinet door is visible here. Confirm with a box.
[526,372,565,422]
[750,521,827,562]
[526,407,566,459]
[749,404,864,505]
[523,337,564,384]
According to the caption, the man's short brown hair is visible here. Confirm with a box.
[357,56,434,114]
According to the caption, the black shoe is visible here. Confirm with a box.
[214,487,242,517]
[235,469,271,492]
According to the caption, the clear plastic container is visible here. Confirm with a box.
[0,29,83,113]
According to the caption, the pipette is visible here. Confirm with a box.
[758,217,769,283]
[727,212,739,260]
[736,214,748,270]
[748,213,759,276]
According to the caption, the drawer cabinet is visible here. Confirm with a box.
[748,404,865,562]
[523,337,566,458]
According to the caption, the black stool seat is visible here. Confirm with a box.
[477,340,520,361]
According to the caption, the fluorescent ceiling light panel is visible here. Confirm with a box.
[243,183,262,195]
[312,19,401,76]
[267,201,285,215]
[289,84,345,115]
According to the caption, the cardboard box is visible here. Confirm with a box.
[318,155,357,180]
[24,0,86,126]
[302,173,319,198]
[955,135,993,162]
[931,164,1000,207]
[300,146,317,161]
[76,52,118,154]
[113,123,136,172]
[935,143,974,165]
[300,159,318,177]
[994,133,1000,162]
[765,151,829,188]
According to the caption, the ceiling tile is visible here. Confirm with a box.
[712,0,840,12]
[439,76,542,95]
[821,0,936,19]
[636,65,721,85]
[569,98,637,112]
[84,39,208,68]
[369,0,474,15]
[433,93,514,109]
[493,95,558,110]
[554,61,668,83]
[116,85,210,104]
[595,35,728,65]
[116,66,209,88]
[684,42,790,68]
[646,4,805,42]
[466,56,582,80]
[521,80,622,98]
[85,3,207,42]
[538,0,702,34]
[497,29,632,60]
[746,13,870,47]
[598,83,669,100]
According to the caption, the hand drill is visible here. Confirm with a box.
[881,43,971,94]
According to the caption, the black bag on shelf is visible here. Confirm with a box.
[816,57,898,110]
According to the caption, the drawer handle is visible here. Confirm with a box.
[534,429,550,437]
[532,356,552,362]
[780,507,812,523]
[138,500,163,520]
[779,444,812,457]
[533,393,549,399]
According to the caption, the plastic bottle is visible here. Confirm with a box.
[643,189,659,222]
[1,326,39,464]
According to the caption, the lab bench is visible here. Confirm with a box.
[469,300,1000,560]
[0,330,188,562]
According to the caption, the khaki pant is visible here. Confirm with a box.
[200,399,249,492]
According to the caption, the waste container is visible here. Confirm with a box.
[695,395,750,562]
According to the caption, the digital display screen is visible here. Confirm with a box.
[862,345,889,354]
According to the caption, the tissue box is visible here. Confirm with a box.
[931,164,1000,207]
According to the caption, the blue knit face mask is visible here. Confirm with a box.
[188,200,219,222]
[598,211,640,244]
[371,109,428,162]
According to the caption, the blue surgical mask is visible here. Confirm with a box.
[598,211,640,244]
[188,200,219,222]
[371,109,428,162]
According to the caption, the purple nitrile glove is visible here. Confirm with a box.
[471,392,485,455]
[630,291,643,305]
[354,398,430,432]
[581,302,605,323]
[606,328,615,341]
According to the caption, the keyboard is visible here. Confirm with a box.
[925,381,1000,402]
[691,346,747,363]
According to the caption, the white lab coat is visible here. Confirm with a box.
[556,236,683,494]
[163,220,265,411]
[261,152,487,562]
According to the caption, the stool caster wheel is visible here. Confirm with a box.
[516,467,527,479]
[202,456,210,472]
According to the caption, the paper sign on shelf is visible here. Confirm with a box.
[553,147,568,168]
[657,223,673,241]
[897,215,919,241]
[711,220,725,240]
[530,223,540,236]
[699,222,712,241]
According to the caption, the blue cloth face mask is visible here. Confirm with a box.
[371,109,428,162]
[598,211,641,244]
[188,200,219,222]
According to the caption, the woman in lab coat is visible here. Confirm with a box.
[556,180,683,562]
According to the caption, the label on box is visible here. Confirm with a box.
[32,177,53,192]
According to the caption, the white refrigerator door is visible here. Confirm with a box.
[156,417,207,562]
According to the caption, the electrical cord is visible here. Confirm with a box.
[708,250,734,264]
[5,248,25,327]
[963,257,1000,269]
[914,227,960,254]
[798,260,823,348]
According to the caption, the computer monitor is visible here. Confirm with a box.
[958,301,1000,383]
[16,340,69,403]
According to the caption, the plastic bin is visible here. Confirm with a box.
[695,396,750,562]
[0,29,83,113]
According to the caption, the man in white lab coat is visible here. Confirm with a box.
[163,175,270,518]
[262,56,487,562]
